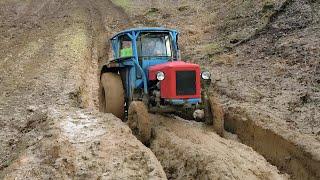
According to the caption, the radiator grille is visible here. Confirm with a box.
[176,71,196,95]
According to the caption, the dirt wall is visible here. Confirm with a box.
[224,105,320,179]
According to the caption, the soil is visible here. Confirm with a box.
[150,114,288,180]
[0,0,164,179]
[212,0,320,136]
[2,107,166,179]
[0,0,319,179]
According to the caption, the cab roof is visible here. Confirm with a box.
[111,27,178,40]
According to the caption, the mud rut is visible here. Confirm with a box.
[1,0,318,179]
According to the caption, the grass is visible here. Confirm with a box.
[111,0,131,12]
[203,42,225,56]
[201,0,285,59]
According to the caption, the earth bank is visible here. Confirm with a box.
[0,0,319,179]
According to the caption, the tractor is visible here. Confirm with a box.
[100,27,219,144]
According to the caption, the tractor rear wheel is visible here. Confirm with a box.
[127,101,151,145]
[100,73,125,120]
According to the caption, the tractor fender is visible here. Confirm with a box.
[100,62,121,78]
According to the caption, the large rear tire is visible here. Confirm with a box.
[127,101,151,145]
[100,73,125,120]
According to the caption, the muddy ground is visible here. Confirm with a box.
[2,107,166,179]
[0,0,165,179]
[150,114,287,179]
[0,0,319,179]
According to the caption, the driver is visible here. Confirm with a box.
[120,41,132,57]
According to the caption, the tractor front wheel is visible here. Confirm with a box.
[209,95,225,137]
[127,101,151,145]
[202,91,224,137]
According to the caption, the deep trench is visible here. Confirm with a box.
[224,106,320,179]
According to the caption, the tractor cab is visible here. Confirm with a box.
[109,28,180,88]
[111,28,179,61]
[101,28,215,144]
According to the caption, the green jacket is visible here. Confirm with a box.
[120,48,133,57]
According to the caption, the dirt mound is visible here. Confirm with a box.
[2,107,166,179]
[213,0,320,135]
[149,114,288,179]
[0,0,97,171]
[0,0,165,178]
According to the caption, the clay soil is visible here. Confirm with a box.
[0,0,164,179]
[150,114,287,179]
[0,0,319,179]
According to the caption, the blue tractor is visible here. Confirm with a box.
[100,27,219,144]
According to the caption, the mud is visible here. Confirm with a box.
[2,107,166,179]
[224,105,320,179]
[212,0,320,137]
[149,114,288,179]
[0,0,165,178]
[1,0,319,179]
[95,2,291,179]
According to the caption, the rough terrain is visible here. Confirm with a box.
[113,0,320,178]
[1,0,319,179]
[150,114,287,179]
[2,107,166,179]
[0,0,165,179]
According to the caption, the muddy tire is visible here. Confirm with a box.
[127,101,151,145]
[202,92,213,125]
[209,95,225,137]
[100,73,125,119]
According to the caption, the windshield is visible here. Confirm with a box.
[137,33,172,57]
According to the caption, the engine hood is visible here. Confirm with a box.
[148,61,200,80]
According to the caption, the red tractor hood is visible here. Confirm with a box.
[148,61,200,80]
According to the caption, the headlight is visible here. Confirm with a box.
[156,71,165,81]
[201,71,211,80]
